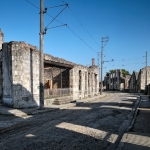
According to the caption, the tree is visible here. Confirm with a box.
[121,69,130,77]
[106,69,130,77]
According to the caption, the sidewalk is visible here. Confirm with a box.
[0,93,109,117]
[116,95,150,150]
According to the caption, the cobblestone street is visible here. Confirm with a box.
[0,93,137,150]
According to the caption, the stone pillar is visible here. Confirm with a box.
[0,29,4,50]
[88,72,91,96]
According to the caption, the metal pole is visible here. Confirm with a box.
[100,37,103,95]
[39,0,44,109]
[146,51,148,67]
[97,52,100,93]
[145,51,147,87]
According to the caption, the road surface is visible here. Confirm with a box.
[0,92,137,150]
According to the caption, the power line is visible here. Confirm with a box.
[115,57,143,61]
[26,0,65,25]
[62,0,100,54]
[112,62,143,67]
[81,0,106,36]
[26,0,39,9]
[47,4,66,9]
[67,25,97,53]
[68,7,100,48]
[45,4,68,29]
[46,24,67,30]
[26,0,97,53]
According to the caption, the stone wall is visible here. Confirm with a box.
[108,70,122,90]
[0,51,2,102]
[44,54,99,100]
[137,67,150,92]
[0,29,4,50]
[72,65,99,100]
[44,67,69,89]
[105,69,131,91]
[2,43,13,106]
[2,42,39,108]
[129,71,138,92]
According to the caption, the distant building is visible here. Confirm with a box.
[136,66,150,93]
[104,69,131,91]
[129,71,138,93]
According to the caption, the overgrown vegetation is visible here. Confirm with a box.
[106,69,130,77]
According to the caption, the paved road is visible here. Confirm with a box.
[0,92,137,150]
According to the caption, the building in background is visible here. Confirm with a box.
[136,67,150,93]
[128,71,138,93]
[104,69,131,91]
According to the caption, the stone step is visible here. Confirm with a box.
[52,96,73,105]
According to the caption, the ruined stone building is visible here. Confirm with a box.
[136,66,150,93]
[104,69,131,91]
[0,29,99,108]
[44,56,99,103]
[128,71,138,92]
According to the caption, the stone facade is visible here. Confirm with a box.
[0,29,99,108]
[104,69,131,91]
[129,71,138,92]
[0,29,4,102]
[0,29,4,50]
[71,64,99,100]
[136,66,150,93]
[44,54,99,100]
[1,42,39,108]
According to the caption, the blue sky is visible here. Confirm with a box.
[0,0,150,78]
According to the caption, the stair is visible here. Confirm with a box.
[52,96,73,105]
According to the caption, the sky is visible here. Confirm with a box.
[0,0,150,79]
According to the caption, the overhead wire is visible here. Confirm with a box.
[26,0,97,53]
[67,25,97,53]
[26,0,39,9]
[81,0,106,36]
[61,0,100,53]
[114,56,143,61]
[26,0,65,25]
[45,4,68,28]
[68,7,101,48]
[47,4,66,9]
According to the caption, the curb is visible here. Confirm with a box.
[107,95,141,150]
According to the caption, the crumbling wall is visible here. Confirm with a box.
[0,29,4,50]
[139,67,150,91]
[44,54,99,100]
[2,43,13,106]
[0,29,4,102]
[72,65,99,100]
[0,51,2,102]
[2,42,39,108]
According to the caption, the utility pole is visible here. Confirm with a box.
[100,38,104,95]
[100,37,109,95]
[97,52,100,92]
[39,0,44,109]
[145,51,148,87]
